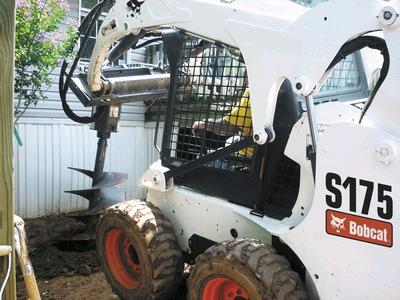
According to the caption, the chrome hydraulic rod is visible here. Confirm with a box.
[305,94,318,151]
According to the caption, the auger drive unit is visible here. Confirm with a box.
[60,0,400,299]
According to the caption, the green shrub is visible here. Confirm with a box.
[14,0,77,122]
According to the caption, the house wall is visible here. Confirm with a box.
[14,119,161,218]
[14,0,160,218]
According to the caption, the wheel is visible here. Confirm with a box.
[187,239,307,300]
[96,200,183,300]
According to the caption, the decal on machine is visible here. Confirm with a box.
[326,210,393,247]
[325,172,394,247]
[325,172,393,220]
[127,0,145,17]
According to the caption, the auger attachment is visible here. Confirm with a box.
[66,118,128,216]
[59,8,169,217]
[61,64,168,216]
[66,166,128,216]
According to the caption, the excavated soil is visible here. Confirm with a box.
[16,215,187,299]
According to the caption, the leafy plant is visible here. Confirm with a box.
[14,0,77,123]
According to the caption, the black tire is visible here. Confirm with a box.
[96,200,183,300]
[188,239,307,300]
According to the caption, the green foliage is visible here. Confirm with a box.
[14,0,77,122]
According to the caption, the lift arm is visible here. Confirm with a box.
[88,0,400,143]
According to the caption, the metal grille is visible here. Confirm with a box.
[263,156,301,219]
[164,37,254,172]
[320,54,360,92]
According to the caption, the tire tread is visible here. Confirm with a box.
[189,238,307,300]
[97,200,183,300]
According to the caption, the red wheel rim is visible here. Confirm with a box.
[104,228,141,290]
[202,277,249,300]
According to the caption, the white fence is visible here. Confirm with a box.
[14,119,161,218]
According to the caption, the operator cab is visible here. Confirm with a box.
[154,30,383,220]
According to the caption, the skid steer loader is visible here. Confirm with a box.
[59,0,400,299]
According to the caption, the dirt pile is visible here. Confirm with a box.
[16,215,115,299]
[16,214,187,299]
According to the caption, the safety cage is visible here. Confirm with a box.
[162,34,253,172]
[157,31,301,219]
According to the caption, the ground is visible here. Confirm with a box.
[20,273,116,300]
[16,215,186,300]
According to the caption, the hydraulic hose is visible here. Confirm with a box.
[59,0,108,124]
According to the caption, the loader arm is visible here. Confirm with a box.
[88,0,400,143]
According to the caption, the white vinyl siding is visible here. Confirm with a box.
[14,120,161,218]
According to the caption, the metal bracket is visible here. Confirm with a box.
[139,161,173,192]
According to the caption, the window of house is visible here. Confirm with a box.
[146,43,168,66]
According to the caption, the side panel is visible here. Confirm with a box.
[147,187,271,252]
[282,123,400,300]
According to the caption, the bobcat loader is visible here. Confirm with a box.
[59,0,400,299]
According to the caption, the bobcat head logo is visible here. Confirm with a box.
[127,0,145,17]
[330,213,346,233]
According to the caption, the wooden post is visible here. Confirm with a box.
[0,0,16,299]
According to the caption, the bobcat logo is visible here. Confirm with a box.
[330,213,346,233]
[127,0,145,17]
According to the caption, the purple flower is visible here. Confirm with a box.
[37,32,47,43]
[37,0,46,9]
[53,31,66,42]
[56,0,69,11]
[67,19,78,29]
[16,0,30,9]
[37,30,67,44]
[24,10,31,18]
